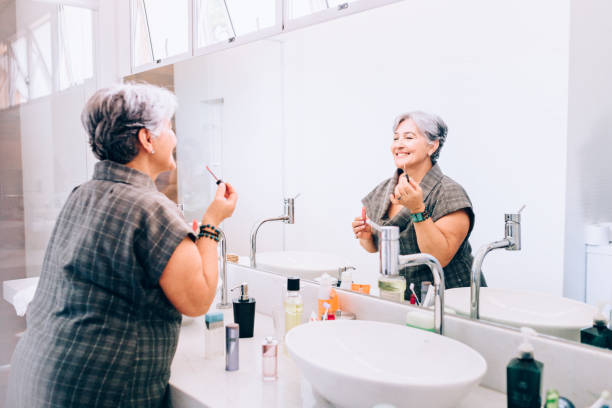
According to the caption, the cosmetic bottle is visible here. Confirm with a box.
[545,389,559,408]
[262,337,278,381]
[225,323,239,371]
[204,312,224,359]
[378,274,406,303]
[317,274,338,319]
[284,277,303,336]
[339,270,353,290]
[232,283,256,338]
[506,327,543,408]
[587,390,611,408]
[580,307,612,350]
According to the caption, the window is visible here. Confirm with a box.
[30,19,53,99]
[10,37,28,105]
[195,0,276,48]
[133,0,154,67]
[285,0,359,20]
[132,0,189,67]
[286,0,327,20]
[58,5,94,90]
[0,43,9,109]
[195,0,234,47]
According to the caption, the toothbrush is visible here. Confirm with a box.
[322,302,331,321]
[409,283,421,306]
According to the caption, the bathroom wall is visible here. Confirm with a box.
[563,0,612,300]
[173,0,571,295]
[174,40,285,257]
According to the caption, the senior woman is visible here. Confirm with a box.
[6,83,237,407]
[352,111,483,301]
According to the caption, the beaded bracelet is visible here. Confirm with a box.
[198,224,220,242]
[200,224,219,233]
[198,230,219,242]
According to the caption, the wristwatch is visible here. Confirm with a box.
[410,210,430,223]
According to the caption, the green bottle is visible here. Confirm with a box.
[507,327,544,408]
[545,389,559,408]
[580,308,612,350]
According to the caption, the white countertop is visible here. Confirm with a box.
[169,309,506,408]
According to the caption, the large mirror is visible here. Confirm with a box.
[132,1,612,349]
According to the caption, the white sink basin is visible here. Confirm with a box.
[255,251,352,280]
[445,287,597,341]
[285,320,486,408]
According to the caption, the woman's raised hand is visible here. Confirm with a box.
[352,216,372,240]
[202,182,238,226]
[390,175,425,213]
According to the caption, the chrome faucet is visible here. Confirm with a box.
[216,228,231,309]
[367,220,446,335]
[470,205,525,319]
[250,196,297,268]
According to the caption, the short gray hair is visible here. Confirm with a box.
[81,83,177,164]
[392,111,448,163]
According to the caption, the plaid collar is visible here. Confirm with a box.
[93,160,157,191]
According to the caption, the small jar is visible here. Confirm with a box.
[262,337,278,381]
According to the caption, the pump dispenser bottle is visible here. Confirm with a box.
[580,306,612,350]
[232,283,256,338]
[284,277,303,335]
[507,327,544,408]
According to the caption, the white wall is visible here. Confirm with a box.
[563,0,612,300]
[174,40,285,257]
[174,0,572,294]
[281,0,571,293]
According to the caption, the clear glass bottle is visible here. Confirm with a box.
[284,277,303,335]
[262,337,278,381]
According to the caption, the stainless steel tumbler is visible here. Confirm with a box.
[225,323,239,371]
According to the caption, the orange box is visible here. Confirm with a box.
[351,284,371,295]
[317,288,339,318]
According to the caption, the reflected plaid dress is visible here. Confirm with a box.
[362,163,485,300]
[7,160,194,408]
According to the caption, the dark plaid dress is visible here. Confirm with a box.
[7,160,194,408]
[362,163,484,300]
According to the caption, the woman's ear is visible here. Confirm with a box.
[428,140,440,157]
[137,128,155,154]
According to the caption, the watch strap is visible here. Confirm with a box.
[410,210,430,223]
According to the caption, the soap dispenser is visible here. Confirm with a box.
[507,327,544,408]
[580,304,612,350]
[232,283,256,338]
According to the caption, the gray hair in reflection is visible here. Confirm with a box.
[392,111,448,163]
[81,83,177,164]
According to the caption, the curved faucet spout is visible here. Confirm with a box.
[469,239,512,319]
[399,253,446,335]
[216,229,231,309]
[249,216,289,268]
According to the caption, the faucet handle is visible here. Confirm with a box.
[517,204,526,214]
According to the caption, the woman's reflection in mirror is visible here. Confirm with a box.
[352,111,485,301]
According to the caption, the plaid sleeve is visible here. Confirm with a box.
[430,179,475,234]
[134,193,196,284]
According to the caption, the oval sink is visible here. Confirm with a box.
[255,251,352,280]
[445,287,597,341]
[285,320,486,408]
